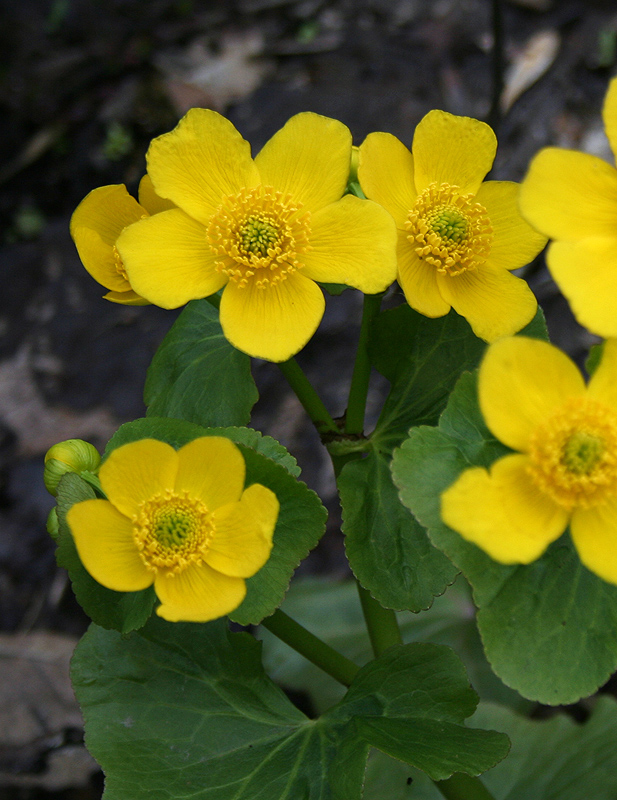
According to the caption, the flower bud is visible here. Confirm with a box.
[44,439,101,496]
[46,507,60,542]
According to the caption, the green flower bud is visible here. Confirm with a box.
[46,507,60,542]
[44,439,101,496]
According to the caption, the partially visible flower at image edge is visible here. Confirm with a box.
[357,110,546,342]
[66,436,279,622]
[115,109,398,362]
[441,336,617,584]
[70,175,174,305]
[519,76,617,337]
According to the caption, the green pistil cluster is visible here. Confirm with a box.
[152,506,197,548]
[240,216,279,257]
[428,207,469,244]
[563,431,604,475]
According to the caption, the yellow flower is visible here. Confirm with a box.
[115,110,398,362]
[70,175,174,305]
[519,77,617,337]
[66,436,279,622]
[358,110,546,341]
[441,336,617,584]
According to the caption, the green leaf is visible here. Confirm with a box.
[364,750,440,799]
[261,577,529,717]
[369,305,547,454]
[338,449,457,611]
[475,697,617,799]
[369,306,486,453]
[335,644,510,780]
[72,618,508,799]
[367,696,617,799]
[104,417,325,625]
[144,298,258,426]
[586,341,604,376]
[55,473,156,632]
[391,370,617,704]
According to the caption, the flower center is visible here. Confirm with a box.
[527,397,617,510]
[207,185,312,289]
[133,491,213,574]
[405,182,493,276]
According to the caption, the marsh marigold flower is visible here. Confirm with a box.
[71,175,175,305]
[67,436,279,622]
[519,77,617,337]
[115,110,397,362]
[358,110,546,341]
[441,337,617,584]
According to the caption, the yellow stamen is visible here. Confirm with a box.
[112,244,130,283]
[133,491,214,575]
[527,396,617,509]
[207,185,312,289]
[405,182,493,276]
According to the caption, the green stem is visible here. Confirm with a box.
[278,358,340,436]
[433,773,497,800]
[261,609,360,687]
[345,293,383,435]
[357,582,402,658]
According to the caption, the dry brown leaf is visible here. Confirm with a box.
[501,30,560,113]
[156,32,274,116]
[0,630,98,789]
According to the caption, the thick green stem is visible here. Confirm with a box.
[345,293,383,435]
[278,358,340,436]
[262,609,360,687]
[434,773,497,800]
[357,582,402,658]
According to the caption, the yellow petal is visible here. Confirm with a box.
[519,148,617,241]
[475,181,547,270]
[70,184,146,247]
[103,288,150,306]
[71,226,130,292]
[207,484,278,578]
[116,209,227,309]
[147,108,260,226]
[255,112,351,213]
[588,339,617,409]
[302,195,397,293]
[412,110,497,195]
[100,439,179,519]
[602,76,617,164]
[546,237,617,338]
[397,235,451,317]
[70,184,147,293]
[357,132,416,226]
[570,499,617,585]
[155,562,246,622]
[479,336,586,452]
[441,454,569,564]
[219,272,325,362]
[436,264,537,343]
[175,436,245,510]
[138,174,176,215]
[67,499,152,591]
